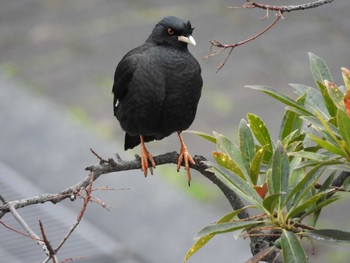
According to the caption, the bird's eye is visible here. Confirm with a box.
[167,28,174,35]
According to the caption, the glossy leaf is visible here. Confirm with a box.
[344,90,350,117]
[279,94,305,141]
[239,119,255,171]
[246,85,312,116]
[309,52,333,84]
[249,147,266,185]
[300,116,340,137]
[288,151,332,162]
[214,132,249,179]
[213,151,245,180]
[304,229,350,244]
[271,141,290,208]
[300,196,340,223]
[247,113,273,153]
[254,182,268,199]
[281,230,308,263]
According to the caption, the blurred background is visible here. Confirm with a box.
[1,0,350,262]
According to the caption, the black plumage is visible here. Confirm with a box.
[112,16,202,184]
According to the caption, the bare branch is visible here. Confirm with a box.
[207,0,334,70]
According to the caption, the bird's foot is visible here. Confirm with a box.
[177,132,195,186]
[140,136,156,177]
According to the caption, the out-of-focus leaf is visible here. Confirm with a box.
[195,220,265,240]
[239,119,255,171]
[281,230,308,263]
[304,229,350,244]
[279,94,306,140]
[247,113,273,153]
[249,146,266,185]
[213,151,245,180]
[337,108,350,148]
[271,141,290,208]
[309,52,333,84]
[246,85,312,116]
[183,206,251,262]
[187,130,216,144]
[214,132,249,179]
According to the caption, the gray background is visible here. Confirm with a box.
[1,0,350,262]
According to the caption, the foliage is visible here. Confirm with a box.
[184,53,350,262]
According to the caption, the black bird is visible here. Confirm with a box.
[112,16,202,185]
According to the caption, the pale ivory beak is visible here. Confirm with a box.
[177,35,196,46]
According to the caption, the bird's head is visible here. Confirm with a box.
[147,16,196,49]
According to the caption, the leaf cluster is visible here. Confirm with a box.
[185,53,350,262]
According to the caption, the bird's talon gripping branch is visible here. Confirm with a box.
[177,132,195,186]
[140,136,156,177]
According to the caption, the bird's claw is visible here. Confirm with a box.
[141,150,156,177]
[177,145,195,186]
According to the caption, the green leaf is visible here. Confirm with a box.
[263,193,281,213]
[195,220,264,240]
[214,132,249,179]
[281,230,308,263]
[307,134,346,157]
[337,108,350,148]
[286,190,332,220]
[327,83,345,110]
[279,94,306,140]
[209,164,265,211]
[271,141,290,208]
[288,151,332,162]
[317,81,337,117]
[300,196,340,223]
[246,85,313,116]
[300,116,340,137]
[286,165,325,208]
[183,206,251,262]
[213,152,246,180]
[304,229,350,244]
[247,113,273,153]
[291,83,330,119]
[249,147,266,185]
[239,119,255,171]
[309,52,333,84]
[187,130,216,144]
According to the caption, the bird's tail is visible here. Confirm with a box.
[124,134,156,150]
